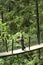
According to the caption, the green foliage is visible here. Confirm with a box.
[0,0,43,65]
[0,59,4,65]
[9,22,17,34]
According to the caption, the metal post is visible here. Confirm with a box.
[29,37,30,50]
[12,39,14,54]
[35,0,40,60]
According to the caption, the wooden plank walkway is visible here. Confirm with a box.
[0,43,43,57]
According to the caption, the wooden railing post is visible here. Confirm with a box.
[29,36,30,50]
[12,39,14,54]
[5,38,8,52]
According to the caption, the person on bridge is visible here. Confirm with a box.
[20,30,25,50]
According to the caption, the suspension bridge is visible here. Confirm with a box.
[0,43,43,57]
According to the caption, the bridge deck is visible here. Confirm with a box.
[0,43,43,57]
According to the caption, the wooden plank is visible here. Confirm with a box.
[0,43,43,57]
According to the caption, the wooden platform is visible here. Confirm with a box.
[0,43,43,57]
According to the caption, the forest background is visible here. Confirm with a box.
[0,0,43,65]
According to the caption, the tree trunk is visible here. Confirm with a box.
[36,0,40,44]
